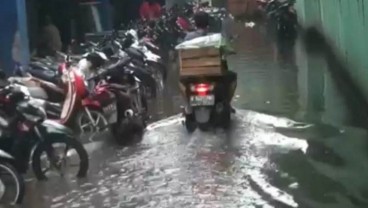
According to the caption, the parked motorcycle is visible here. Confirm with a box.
[0,85,89,180]
[85,57,146,144]
[9,53,111,138]
[0,149,25,204]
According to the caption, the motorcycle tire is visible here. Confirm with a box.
[31,137,89,180]
[184,112,197,133]
[74,109,108,137]
[113,118,144,146]
[0,161,25,204]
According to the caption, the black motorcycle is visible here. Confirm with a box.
[87,57,147,145]
[0,85,89,180]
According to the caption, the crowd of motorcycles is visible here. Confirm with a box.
[0,0,297,205]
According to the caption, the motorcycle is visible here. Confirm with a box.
[0,85,89,180]
[0,149,25,204]
[119,30,167,94]
[85,57,146,145]
[9,53,110,138]
[181,76,233,132]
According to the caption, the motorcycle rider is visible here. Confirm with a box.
[182,11,237,113]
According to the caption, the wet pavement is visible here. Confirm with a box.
[19,23,368,208]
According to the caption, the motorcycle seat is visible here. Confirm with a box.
[27,67,59,84]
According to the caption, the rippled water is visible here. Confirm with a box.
[20,23,368,208]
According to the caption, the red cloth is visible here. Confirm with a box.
[139,2,161,20]
[176,17,191,31]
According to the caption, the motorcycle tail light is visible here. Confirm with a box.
[191,83,214,96]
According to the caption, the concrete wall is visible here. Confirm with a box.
[296,0,368,99]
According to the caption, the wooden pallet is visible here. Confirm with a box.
[179,47,223,77]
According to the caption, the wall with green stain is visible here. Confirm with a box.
[296,0,368,99]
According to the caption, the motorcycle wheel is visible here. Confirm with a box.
[75,109,109,138]
[112,118,144,146]
[0,161,25,204]
[31,137,89,180]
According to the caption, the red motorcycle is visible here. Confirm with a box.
[8,53,111,140]
[13,62,110,139]
[81,59,146,145]
[51,63,110,138]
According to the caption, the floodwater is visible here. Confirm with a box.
[18,23,368,208]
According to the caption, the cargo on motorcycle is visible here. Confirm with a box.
[177,33,237,132]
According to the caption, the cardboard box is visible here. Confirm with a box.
[179,47,223,76]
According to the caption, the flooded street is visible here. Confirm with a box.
[22,24,368,208]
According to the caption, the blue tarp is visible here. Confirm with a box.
[0,0,17,74]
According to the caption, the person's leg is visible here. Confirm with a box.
[179,77,193,114]
[227,70,237,103]
[221,59,237,103]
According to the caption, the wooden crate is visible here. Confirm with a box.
[179,47,223,77]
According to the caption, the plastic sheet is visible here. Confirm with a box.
[175,33,233,53]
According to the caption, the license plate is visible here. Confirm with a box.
[190,95,215,106]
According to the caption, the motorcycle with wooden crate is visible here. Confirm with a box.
[177,34,237,132]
